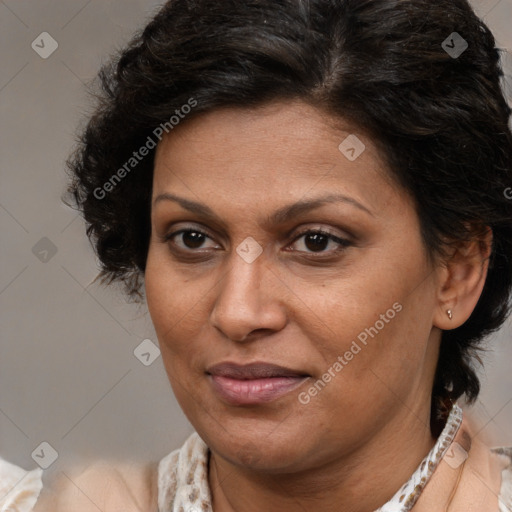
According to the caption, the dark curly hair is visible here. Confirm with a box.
[64,0,512,435]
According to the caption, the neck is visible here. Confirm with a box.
[208,403,437,512]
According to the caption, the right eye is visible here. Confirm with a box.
[164,228,220,252]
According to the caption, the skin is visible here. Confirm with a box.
[144,100,492,512]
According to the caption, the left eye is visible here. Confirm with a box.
[289,229,350,254]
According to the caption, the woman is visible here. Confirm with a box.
[33,0,512,510]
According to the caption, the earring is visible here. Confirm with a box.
[447,309,453,320]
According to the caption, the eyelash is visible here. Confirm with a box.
[163,227,351,258]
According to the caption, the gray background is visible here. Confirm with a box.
[1,0,511,485]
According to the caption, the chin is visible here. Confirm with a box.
[199,421,317,473]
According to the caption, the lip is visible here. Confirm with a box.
[206,362,310,405]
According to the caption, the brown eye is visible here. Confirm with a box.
[290,229,350,254]
[165,229,218,251]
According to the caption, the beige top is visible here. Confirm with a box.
[0,456,43,512]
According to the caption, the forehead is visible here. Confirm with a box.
[151,100,401,217]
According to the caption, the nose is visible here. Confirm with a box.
[209,248,288,343]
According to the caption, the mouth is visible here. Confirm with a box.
[206,362,311,405]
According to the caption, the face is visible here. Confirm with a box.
[145,100,442,473]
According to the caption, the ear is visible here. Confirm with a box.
[433,226,493,330]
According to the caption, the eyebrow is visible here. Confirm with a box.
[152,192,374,227]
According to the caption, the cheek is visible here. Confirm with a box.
[145,250,210,368]
[145,249,184,351]
[145,263,206,413]
[293,244,432,382]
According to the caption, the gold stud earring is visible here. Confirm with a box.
[447,309,453,320]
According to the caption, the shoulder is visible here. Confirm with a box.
[34,459,159,512]
[34,433,208,512]
[0,455,43,511]
[491,447,512,512]
[413,407,511,512]
[458,406,512,508]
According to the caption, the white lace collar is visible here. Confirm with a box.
[158,405,463,512]
[376,404,463,511]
